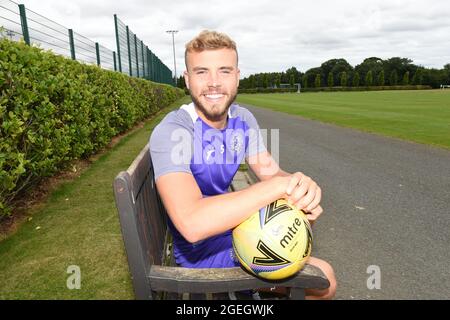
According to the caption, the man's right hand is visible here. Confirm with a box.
[281,172,323,222]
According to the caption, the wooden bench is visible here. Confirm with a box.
[113,144,329,300]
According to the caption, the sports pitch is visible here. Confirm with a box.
[237,90,450,150]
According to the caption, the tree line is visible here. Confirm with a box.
[175,57,450,90]
[239,58,450,90]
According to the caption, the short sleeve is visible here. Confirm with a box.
[149,120,193,181]
[242,110,267,158]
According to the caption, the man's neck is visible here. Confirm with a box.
[194,107,228,130]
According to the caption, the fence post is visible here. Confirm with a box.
[126,26,132,76]
[145,46,150,80]
[141,41,145,79]
[150,50,154,81]
[68,29,76,60]
[114,14,122,72]
[153,52,156,82]
[18,4,30,45]
[113,51,117,71]
[95,42,100,66]
[134,34,139,78]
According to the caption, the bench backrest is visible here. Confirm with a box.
[113,144,167,299]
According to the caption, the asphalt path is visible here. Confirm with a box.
[241,103,450,300]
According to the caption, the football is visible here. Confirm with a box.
[232,199,313,280]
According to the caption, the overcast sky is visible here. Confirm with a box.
[15,0,450,77]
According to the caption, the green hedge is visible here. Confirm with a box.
[0,39,185,217]
[238,85,432,94]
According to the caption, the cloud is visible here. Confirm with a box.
[14,0,450,77]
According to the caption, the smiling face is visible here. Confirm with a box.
[184,48,240,126]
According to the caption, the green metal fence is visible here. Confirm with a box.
[0,0,23,41]
[114,15,173,84]
[0,0,173,84]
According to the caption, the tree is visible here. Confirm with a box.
[263,73,269,88]
[422,68,448,88]
[383,57,414,80]
[378,70,385,86]
[365,70,373,86]
[353,72,360,87]
[402,71,410,85]
[249,75,256,88]
[390,70,398,85]
[257,74,264,87]
[340,71,347,87]
[321,59,353,79]
[355,57,383,84]
[177,75,186,89]
[302,74,308,89]
[290,74,295,87]
[315,74,321,88]
[411,71,417,85]
[328,72,334,87]
[412,69,423,85]
[275,74,281,88]
[285,66,300,82]
[304,67,322,88]
[444,64,450,84]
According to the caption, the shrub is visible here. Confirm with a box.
[0,39,184,217]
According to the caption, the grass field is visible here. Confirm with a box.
[237,90,450,150]
[0,96,191,299]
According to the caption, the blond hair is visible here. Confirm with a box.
[185,30,238,67]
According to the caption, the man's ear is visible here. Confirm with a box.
[236,68,240,88]
[183,71,190,90]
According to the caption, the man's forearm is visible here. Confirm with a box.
[184,176,286,243]
[273,168,290,178]
[257,167,290,181]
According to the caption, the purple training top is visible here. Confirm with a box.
[149,102,266,268]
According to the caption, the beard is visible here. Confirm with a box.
[190,90,238,122]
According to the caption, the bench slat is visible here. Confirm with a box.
[148,264,329,294]
[127,144,151,200]
[114,172,154,299]
[137,177,166,265]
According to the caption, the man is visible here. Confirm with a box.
[149,30,336,299]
